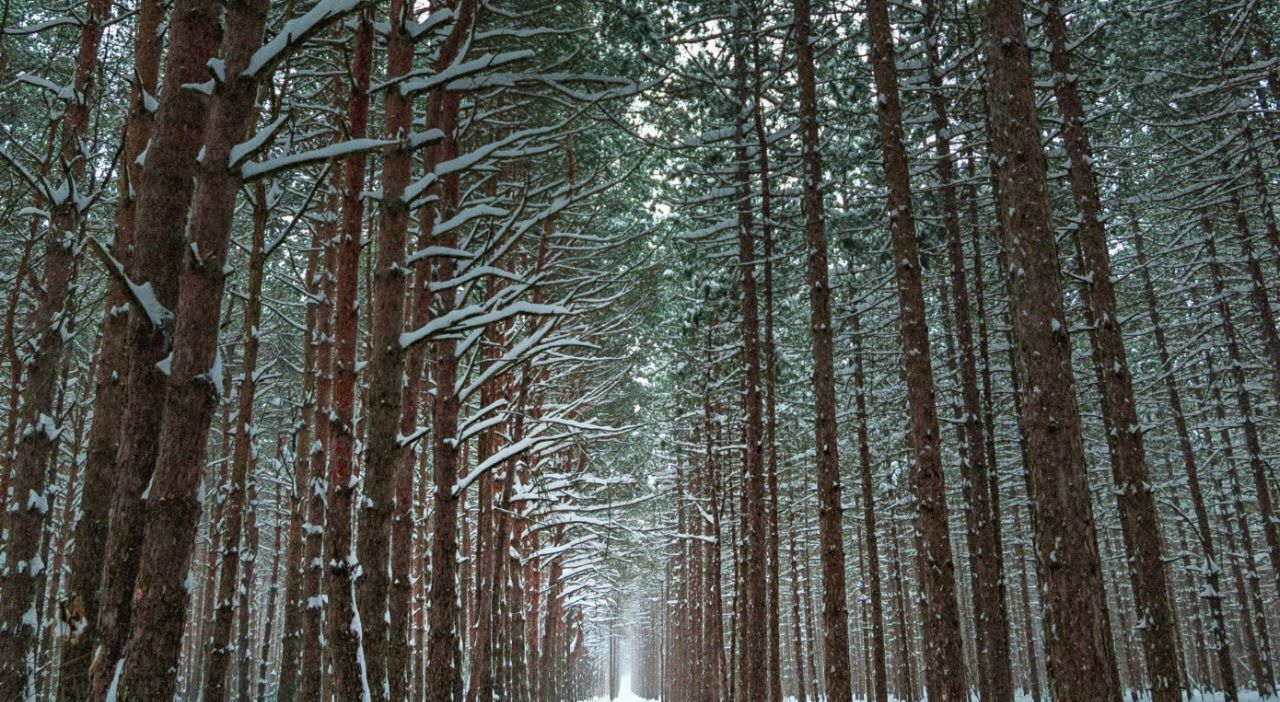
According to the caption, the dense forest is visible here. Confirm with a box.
[0,0,1278,700]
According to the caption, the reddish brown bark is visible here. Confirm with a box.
[728,9,768,701]
[865,1,967,699]
[849,302,887,702]
[980,1,1122,699]
[791,3,857,700]
[88,0,225,694]
[111,1,271,698]
[56,1,162,698]
[1042,7,1182,700]
[324,11,373,701]
[921,4,1013,700]
[203,185,268,702]
[0,0,110,693]
[423,5,475,699]
[746,20,784,702]
[355,0,415,695]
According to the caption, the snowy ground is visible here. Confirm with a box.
[579,675,651,702]
[580,683,1280,702]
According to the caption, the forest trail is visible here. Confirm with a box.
[580,675,653,702]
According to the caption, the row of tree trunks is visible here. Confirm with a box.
[354,0,415,695]
[849,301,888,702]
[921,3,1014,700]
[203,180,269,702]
[297,167,340,702]
[423,4,476,700]
[1042,5,1182,700]
[88,0,226,695]
[276,202,324,699]
[0,0,110,694]
[1131,213,1238,699]
[113,0,273,697]
[55,1,163,697]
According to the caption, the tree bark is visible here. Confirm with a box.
[324,11,373,700]
[1040,5,1182,701]
[865,1,968,699]
[729,7,769,702]
[747,19,784,702]
[0,0,110,694]
[355,0,416,694]
[922,5,1014,700]
[88,0,225,695]
[980,1,1122,699]
[424,5,475,699]
[203,183,268,702]
[56,3,162,698]
[111,1,271,698]
[790,2,855,701]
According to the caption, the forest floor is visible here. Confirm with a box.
[580,675,651,701]
[580,689,1280,702]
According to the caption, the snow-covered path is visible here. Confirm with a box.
[579,674,653,702]
[579,687,1280,702]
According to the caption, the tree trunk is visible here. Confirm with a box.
[88,0,225,695]
[355,0,415,695]
[790,3,855,701]
[980,2,1122,699]
[1132,214,1237,701]
[729,7,768,702]
[747,20,784,702]
[865,1,968,699]
[424,4,475,696]
[324,11,373,700]
[57,3,162,697]
[923,5,1014,701]
[1041,7,1182,701]
[111,2,271,698]
[0,0,110,694]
